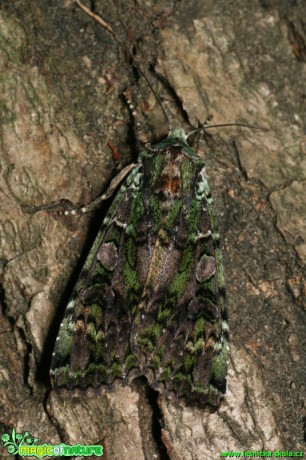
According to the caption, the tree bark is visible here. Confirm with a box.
[0,1,305,459]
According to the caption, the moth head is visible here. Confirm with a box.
[167,127,188,143]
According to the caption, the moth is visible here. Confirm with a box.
[50,123,228,407]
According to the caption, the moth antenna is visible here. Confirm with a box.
[187,122,267,139]
[76,2,170,128]
[131,62,172,130]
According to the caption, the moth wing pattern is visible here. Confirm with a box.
[50,163,143,388]
[129,130,228,405]
[50,128,228,406]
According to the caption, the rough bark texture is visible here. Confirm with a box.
[0,1,305,459]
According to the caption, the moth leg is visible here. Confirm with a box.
[123,89,150,145]
[22,162,136,216]
[21,198,79,215]
[76,162,136,214]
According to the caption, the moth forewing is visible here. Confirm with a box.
[50,128,228,406]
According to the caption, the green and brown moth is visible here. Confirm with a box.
[50,121,228,407]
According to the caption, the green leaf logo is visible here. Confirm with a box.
[1,429,39,456]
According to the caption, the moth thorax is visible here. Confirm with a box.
[157,148,184,202]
